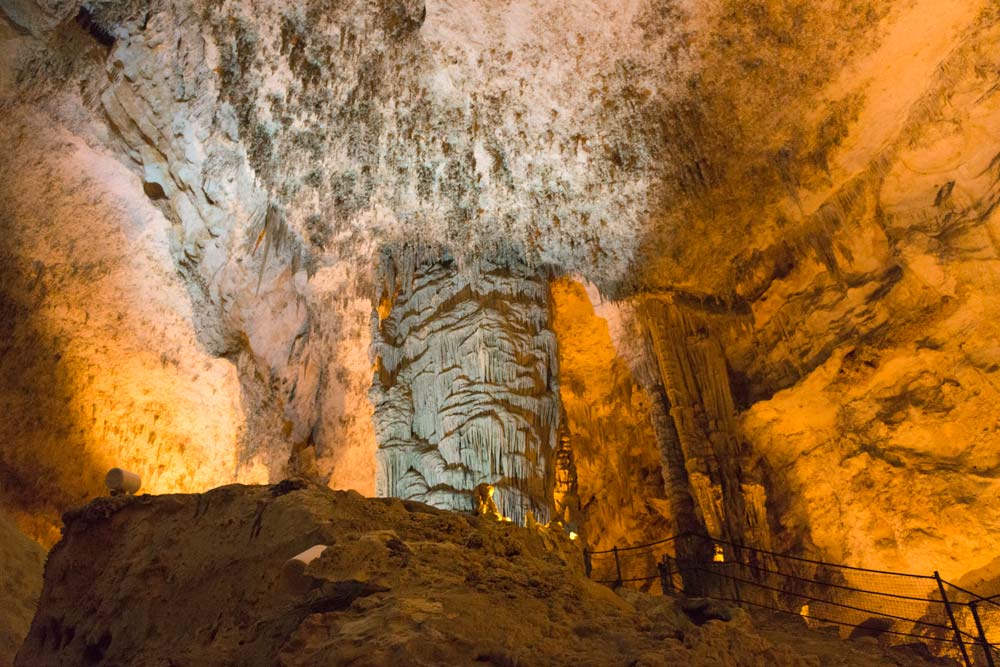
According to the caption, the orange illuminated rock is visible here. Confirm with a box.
[2,0,1000,624]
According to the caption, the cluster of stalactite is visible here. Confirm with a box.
[552,407,581,532]
[638,298,773,581]
[369,253,559,525]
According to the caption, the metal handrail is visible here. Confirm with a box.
[584,531,997,667]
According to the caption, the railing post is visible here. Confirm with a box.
[658,555,673,595]
[970,601,996,667]
[612,546,623,588]
[583,549,592,578]
[935,571,972,667]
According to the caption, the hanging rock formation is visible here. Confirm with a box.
[639,299,772,554]
[551,404,581,531]
[370,255,559,525]
[0,0,692,535]
[548,278,674,550]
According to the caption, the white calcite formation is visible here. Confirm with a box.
[370,255,558,524]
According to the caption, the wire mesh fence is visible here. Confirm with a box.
[585,533,1000,667]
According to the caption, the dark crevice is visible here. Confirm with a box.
[82,630,112,665]
[75,7,115,49]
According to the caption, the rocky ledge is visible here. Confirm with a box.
[15,482,951,666]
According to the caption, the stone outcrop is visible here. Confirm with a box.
[14,482,947,667]
[0,511,45,667]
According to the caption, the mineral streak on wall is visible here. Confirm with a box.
[370,254,559,525]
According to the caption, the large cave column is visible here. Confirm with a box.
[369,256,559,525]
[639,298,772,554]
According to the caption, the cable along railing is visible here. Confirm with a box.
[583,533,1000,667]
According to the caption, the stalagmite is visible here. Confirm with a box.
[370,254,559,525]
[552,406,581,531]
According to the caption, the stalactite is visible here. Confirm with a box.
[639,297,773,556]
[370,254,558,525]
[636,349,714,594]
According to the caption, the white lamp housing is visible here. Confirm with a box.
[105,468,141,495]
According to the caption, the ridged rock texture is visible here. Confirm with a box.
[548,278,675,550]
[660,1,1000,586]
[639,299,772,557]
[370,255,559,525]
[2,0,1000,619]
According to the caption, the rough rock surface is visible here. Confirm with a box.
[15,483,947,667]
[0,511,45,667]
[547,0,1000,591]
[694,3,1000,584]
[0,101,256,545]
[0,0,379,541]
[549,277,674,550]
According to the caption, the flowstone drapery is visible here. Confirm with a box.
[370,255,559,525]
[640,298,772,555]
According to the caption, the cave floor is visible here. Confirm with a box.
[752,609,959,667]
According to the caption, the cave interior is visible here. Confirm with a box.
[2,0,1000,665]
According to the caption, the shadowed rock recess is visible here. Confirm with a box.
[0,511,45,666]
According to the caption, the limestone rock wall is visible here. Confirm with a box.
[737,31,1000,574]
[0,0,381,536]
[0,511,45,667]
[738,6,1000,582]
[370,256,558,525]
[0,99,254,545]
[549,278,674,550]
[538,0,1000,592]
[634,0,1000,586]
